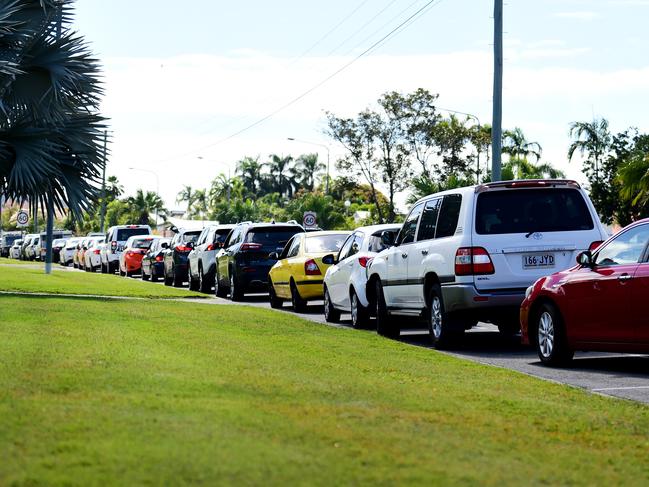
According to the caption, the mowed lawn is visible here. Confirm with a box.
[1,290,648,486]
[0,262,204,299]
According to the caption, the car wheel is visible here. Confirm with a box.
[198,266,211,294]
[269,281,283,309]
[230,272,243,301]
[536,303,573,366]
[142,267,150,281]
[172,267,183,287]
[496,320,520,337]
[151,267,159,282]
[290,281,307,312]
[188,267,199,291]
[350,289,370,329]
[323,286,340,323]
[101,262,107,274]
[214,271,227,298]
[163,267,172,286]
[375,279,399,338]
[428,284,462,349]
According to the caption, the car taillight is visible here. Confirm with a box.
[304,259,321,275]
[240,243,263,251]
[455,247,495,276]
[155,255,163,262]
[589,240,604,252]
[358,256,371,268]
[206,244,215,251]
[111,241,117,253]
[93,249,100,254]
[175,245,192,252]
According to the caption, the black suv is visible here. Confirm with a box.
[162,227,202,287]
[215,222,304,300]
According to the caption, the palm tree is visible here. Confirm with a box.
[568,118,612,183]
[209,173,231,206]
[127,190,166,226]
[0,1,106,271]
[502,157,565,180]
[618,153,649,206]
[236,156,263,195]
[502,127,542,162]
[265,154,295,198]
[176,185,195,210]
[106,176,124,200]
[189,189,208,220]
[294,153,325,191]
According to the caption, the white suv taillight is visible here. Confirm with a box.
[455,247,495,276]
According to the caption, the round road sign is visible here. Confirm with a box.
[303,211,317,228]
[16,210,29,227]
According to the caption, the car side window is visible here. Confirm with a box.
[348,233,364,258]
[227,228,241,247]
[595,224,649,266]
[337,234,356,261]
[396,202,425,245]
[435,194,462,239]
[417,198,442,241]
[286,237,301,258]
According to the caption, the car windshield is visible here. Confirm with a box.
[475,188,594,235]
[305,235,347,253]
[66,239,80,249]
[4,235,21,245]
[181,231,201,243]
[246,227,302,247]
[53,239,66,246]
[131,238,155,249]
[214,229,231,244]
[116,228,149,241]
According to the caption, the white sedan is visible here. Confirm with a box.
[322,224,401,328]
[83,237,106,272]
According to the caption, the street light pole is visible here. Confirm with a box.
[492,0,504,182]
[99,130,108,233]
[287,137,330,194]
[128,167,160,228]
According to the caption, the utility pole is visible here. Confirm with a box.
[45,5,63,274]
[491,0,503,182]
[99,130,108,233]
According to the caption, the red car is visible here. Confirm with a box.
[521,218,649,366]
[119,235,158,277]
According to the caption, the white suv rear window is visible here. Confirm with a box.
[475,188,594,235]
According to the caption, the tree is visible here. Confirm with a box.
[614,131,649,224]
[502,127,542,162]
[266,154,295,198]
[188,189,208,220]
[284,190,348,230]
[294,153,325,191]
[433,115,474,182]
[0,0,106,271]
[236,156,263,196]
[176,185,195,210]
[209,173,232,206]
[127,190,166,226]
[501,158,564,180]
[106,176,124,200]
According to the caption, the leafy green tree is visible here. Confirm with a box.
[266,154,295,198]
[614,131,649,224]
[294,153,325,191]
[502,127,542,162]
[127,190,166,226]
[0,0,106,266]
[284,190,348,230]
[236,156,263,196]
[501,157,564,180]
[176,185,195,210]
[433,115,473,182]
[188,189,208,220]
[568,119,612,185]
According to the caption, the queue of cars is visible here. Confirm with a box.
[5,179,649,367]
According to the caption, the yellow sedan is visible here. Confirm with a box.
[268,230,351,311]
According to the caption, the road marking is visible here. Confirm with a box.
[592,386,649,392]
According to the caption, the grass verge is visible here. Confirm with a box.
[0,263,205,299]
[0,295,647,485]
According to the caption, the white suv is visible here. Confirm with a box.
[100,224,151,274]
[366,180,607,347]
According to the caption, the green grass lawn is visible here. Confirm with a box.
[0,263,205,299]
[0,257,41,265]
[0,292,647,485]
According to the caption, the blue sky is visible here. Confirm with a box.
[74,0,649,209]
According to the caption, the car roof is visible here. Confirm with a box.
[353,223,402,234]
[304,230,352,237]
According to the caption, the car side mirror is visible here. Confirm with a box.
[322,253,337,265]
[170,225,179,233]
[161,242,169,249]
[269,252,279,260]
[187,241,195,249]
[381,230,396,247]
[577,250,593,267]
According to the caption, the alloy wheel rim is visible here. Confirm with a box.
[198,268,203,288]
[431,297,442,339]
[324,290,330,318]
[351,294,358,324]
[538,311,554,358]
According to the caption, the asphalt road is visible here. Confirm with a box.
[38,264,649,405]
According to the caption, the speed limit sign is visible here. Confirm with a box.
[303,211,317,229]
[16,210,29,227]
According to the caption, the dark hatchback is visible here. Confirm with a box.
[215,222,304,300]
[162,228,202,287]
[141,237,170,282]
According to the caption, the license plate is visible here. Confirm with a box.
[522,253,555,269]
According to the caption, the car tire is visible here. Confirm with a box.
[188,267,199,291]
[535,302,574,366]
[427,284,462,350]
[214,271,227,298]
[375,279,399,338]
[496,320,520,337]
[290,281,307,312]
[142,268,150,281]
[350,289,370,329]
[269,282,283,309]
[151,267,159,282]
[323,286,340,323]
[101,262,108,274]
[230,272,243,301]
[163,268,173,286]
[198,266,211,294]
[172,268,183,287]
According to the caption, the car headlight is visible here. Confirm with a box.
[525,285,534,299]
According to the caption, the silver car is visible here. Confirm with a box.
[188,224,235,293]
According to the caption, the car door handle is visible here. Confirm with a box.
[421,249,428,255]
[401,252,408,258]
[618,274,632,282]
